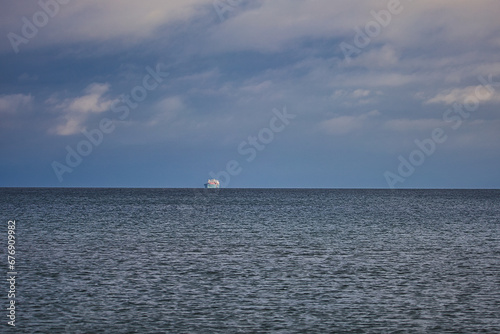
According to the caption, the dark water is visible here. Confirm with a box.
[1,188,499,333]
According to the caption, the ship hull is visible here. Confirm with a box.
[204,183,219,189]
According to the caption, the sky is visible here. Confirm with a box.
[0,0,499,188]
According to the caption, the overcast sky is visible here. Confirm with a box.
[1,0,499,188]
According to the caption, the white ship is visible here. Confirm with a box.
[204,179,220,188]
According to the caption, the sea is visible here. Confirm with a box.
[1,188,499,333]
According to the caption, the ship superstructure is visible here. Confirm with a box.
[204,179,220,188]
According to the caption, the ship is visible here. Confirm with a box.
[204,179,220,188]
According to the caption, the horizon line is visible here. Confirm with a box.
[1,186,499,190]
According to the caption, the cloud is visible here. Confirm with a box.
[203,0,500,58]
[65,83,115,114]
[1,0,500,188]
[48,83,116,136]
[0,94,33,113]
[346,45,400,69]
[0,94,34,132]
[384,118,445,132]
[18,73,39,82]
[374,0,500,52]
[329,88,379,108]
[332,89,372,99]
[351,89,371,98]
[3,0,500,59]
[449,119,500,150]
[147,96,185,126]
[0,0,212,53]
[241,80,273,94]
[426,86,500,105]
[59,1,210,41]
[204,0,367,53]
[321,109,380,135]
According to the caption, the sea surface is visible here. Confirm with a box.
[1,188,499,333]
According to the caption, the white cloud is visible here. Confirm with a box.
[329,89,377,107]
[426,85,500,105]
[448,119,500,150]
[3,0,499,59]
[203,0,500,57]
[177,69,221,83]
[321,109,380,135]
[329,71,418,90]
[351,89,371,98]
[375,0,500,50]
[204,0,369,53]
[148,96,185,126]
[241,80,273,94]
[53,118,83,136]
[49,83,117,135]
[332,89,371,99]
[384,118,445,132]
[346,46,399,69]
[0,94,33,113]
[60,1,210,41]
[0,0,212,52]
[332,90,348,99]
[66,83,114,113]
[157,96,184,112]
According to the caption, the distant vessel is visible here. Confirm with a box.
[204,179,220,188]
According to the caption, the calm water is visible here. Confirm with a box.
[1,188,499,333]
